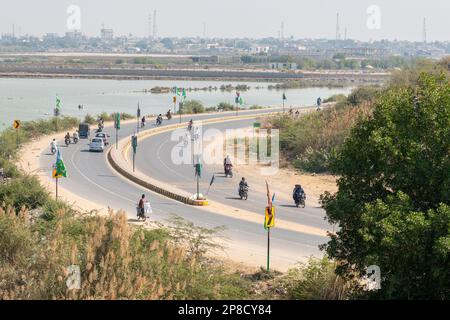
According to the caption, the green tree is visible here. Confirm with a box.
[321,73,450,299]
[180,100,205,114]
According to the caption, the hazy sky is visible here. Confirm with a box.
[1,0,449,41]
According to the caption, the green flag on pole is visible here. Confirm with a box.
[282,92,287,101]
[182,88,187,100]
[238,96,244,105]
[56,95,62,110]
[115,113,121,129]
[52,149,67,178]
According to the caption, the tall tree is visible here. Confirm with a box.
[321,73,450,299]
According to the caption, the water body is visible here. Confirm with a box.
[0,78,352,130]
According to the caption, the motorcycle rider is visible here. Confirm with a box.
[166,109,172,120]
[293,184,306,204]
[224,155,233,176]
[72,130,79,142]
[187,119,193,131]
[141,116,146,127]
[137,194,146,220]
[50,139,57,154]
[156,114,163,125]
[64,132,71,145]
[239,177,249,192]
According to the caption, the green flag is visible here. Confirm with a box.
[56,95,62,110]
[115,113,121,129]
[239,96,244,105]
[282,92,287,101]
[195,163,202,178]
[52,149,67,178]
[182,88,187,100]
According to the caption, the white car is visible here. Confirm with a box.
[95,132,110,145]
[89,138,105,152]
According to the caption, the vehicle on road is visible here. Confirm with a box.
[78,123,90,139]
[293,184,306,208]
[166,110,172,120]
[50,139,57,154]
[89,137,105,152]
[239,178,249,200]
[224,163,233,178]
[187,119,193,131]
[64,133,71,146]
[156,115,163,126]
[137,194,151,222]
[239,185,249,200]
[95,132,110,145]
[141,116,146,128]
[73,131,79,144]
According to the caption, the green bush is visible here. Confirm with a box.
[283,256,353,300]
[347,86,382,106]
[83,114,96,125]
[217,102,235,111]
[97,112,112,122]
[0,175,49,211]
[180,100,205,114]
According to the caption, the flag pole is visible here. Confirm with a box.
[55,177,59,200]
[267,227,270,271]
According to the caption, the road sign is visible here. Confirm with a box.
[173,96,177,104]
[265,206,275,228]
[253,122,261,128]
[114,113,121,130]
[132,135,138,153]
[13,120,21,129]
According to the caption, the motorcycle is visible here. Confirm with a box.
[224,163,233,178]
[51,146,57,155]
[156,117,163,126]
[65,137,70,146]
[167,113,172,120]
[73,136,79,144]
[294,193,306,208]
[239,185,249,200]
[136,206,147,222]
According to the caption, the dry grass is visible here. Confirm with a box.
[0,207,249,300]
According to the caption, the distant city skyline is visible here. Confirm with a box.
[1,0,449,41]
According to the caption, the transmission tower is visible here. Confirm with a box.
[153,10,157,39]
[335,13,341,41]
[148,13,152,39]
[422,17,427,44]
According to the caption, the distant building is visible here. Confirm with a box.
[65,31,82,41]
[191,55,219,64]
[43,33,59,41]
[270,62,297,70]
[340,47,389,59]
[250,46,270,54]
[101,28,114,41]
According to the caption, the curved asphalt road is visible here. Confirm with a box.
[134,118,330,231]
[39,108,330,270]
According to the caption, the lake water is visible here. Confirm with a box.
[0,78,352,130]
